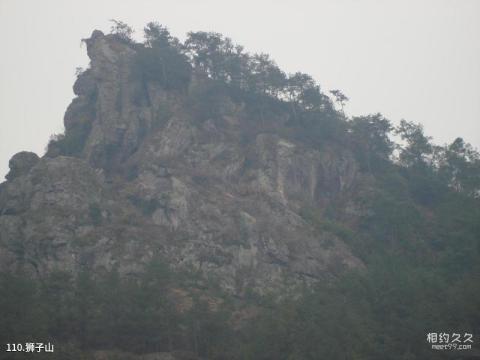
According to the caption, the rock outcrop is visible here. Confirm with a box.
[0,30,365,295]
[5,151,39,181]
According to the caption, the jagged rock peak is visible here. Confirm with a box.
[6,151,39,181]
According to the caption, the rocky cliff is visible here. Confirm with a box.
[0,30,365,296]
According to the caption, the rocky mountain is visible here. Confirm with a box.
[1,23,479,359]
[0,30,364,295]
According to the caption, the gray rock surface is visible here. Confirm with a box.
[5,151,39,181]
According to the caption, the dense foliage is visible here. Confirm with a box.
[0,261,234,359]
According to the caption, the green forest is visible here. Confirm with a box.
[1,21,479,359]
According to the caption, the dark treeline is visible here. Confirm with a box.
[0,260,234,359]
[1,255,479,359]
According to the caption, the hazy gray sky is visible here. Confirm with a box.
[1,0,479,180]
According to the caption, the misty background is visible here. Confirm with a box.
[1,0,479,180]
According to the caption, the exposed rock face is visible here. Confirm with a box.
[5,151,39,181]
[0,30,364,295]
[0,156,156,278]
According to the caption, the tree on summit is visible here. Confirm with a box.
[329,89,349,114]
[438,137,480,196]
[136,22,191,90]
[395,119,433,168]
[350,114,394,173]
[109,19,134,43]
